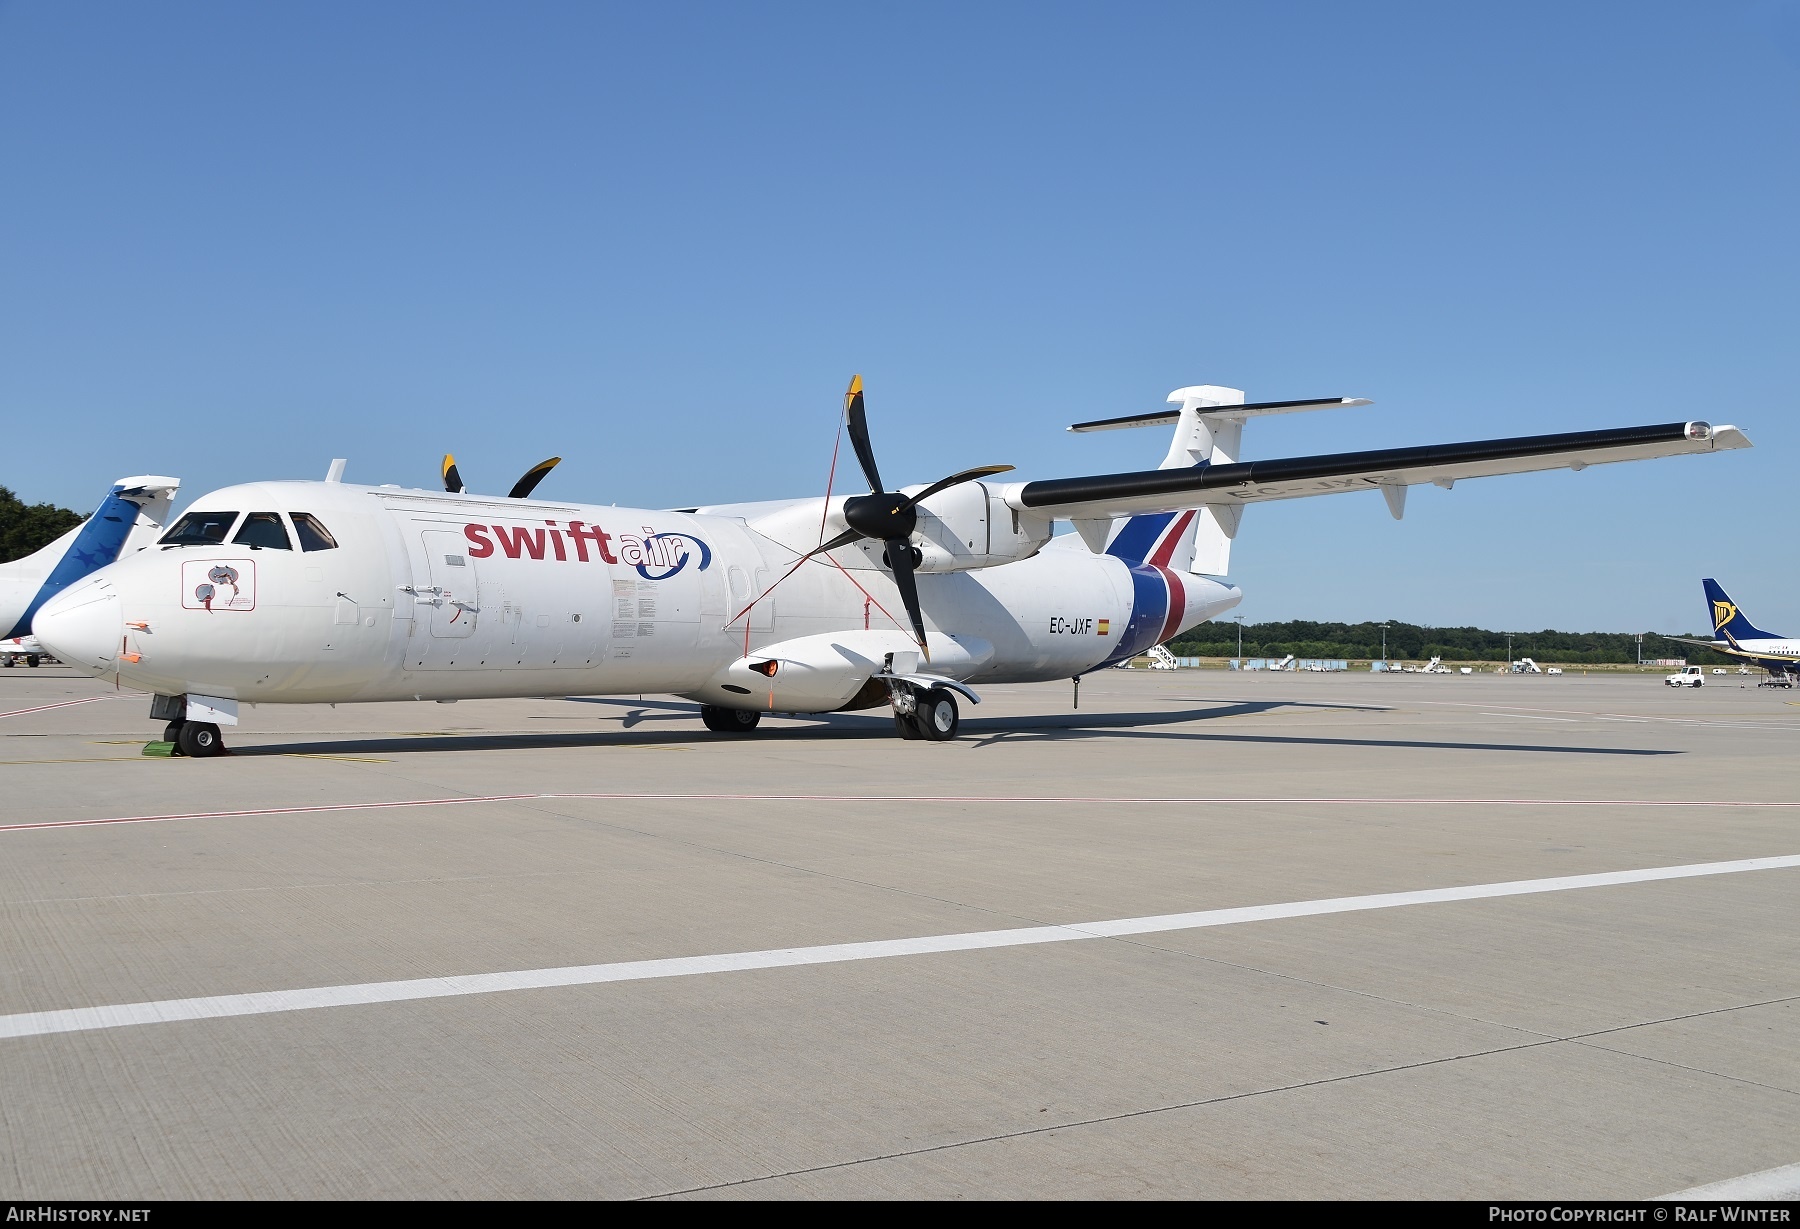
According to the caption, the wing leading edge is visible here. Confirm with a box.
[1005,421,1750,522]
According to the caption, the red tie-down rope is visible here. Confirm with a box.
[724,401,915,656]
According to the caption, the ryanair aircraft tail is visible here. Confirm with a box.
[1,477,180,640]
[1702,578,1781,644]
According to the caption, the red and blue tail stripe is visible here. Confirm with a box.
[1098,510,1194,667]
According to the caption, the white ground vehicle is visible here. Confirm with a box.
[1665,665,1705,687]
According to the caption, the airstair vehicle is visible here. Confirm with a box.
[1146,644,1180,670]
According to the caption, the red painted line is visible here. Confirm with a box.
[3,792,1798,834]
[0,697,105,720]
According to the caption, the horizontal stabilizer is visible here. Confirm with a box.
[1006,421,1750,522]
[1069,397,1370,433]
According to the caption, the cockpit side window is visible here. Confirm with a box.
[160,511,241,546]
[232,512,292,550]
[289,513,339,552]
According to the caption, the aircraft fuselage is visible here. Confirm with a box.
[34,480,1240,711]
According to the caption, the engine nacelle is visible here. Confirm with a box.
[746,486,1051,575]
[910,481,1051,572]
[688,630,994,713]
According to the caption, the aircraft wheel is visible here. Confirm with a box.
[26,655,39,667]
[1,656,11,668]
[176,721,225,758]
[894,712,923,739]
[700,705,761,733]
[917,688,959,741]
[162,720,187,752]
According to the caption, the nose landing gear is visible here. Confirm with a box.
[175,721,226,758]
[148,696,229,757]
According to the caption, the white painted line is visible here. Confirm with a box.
[2,853,1793,1041]
[1423,700,1800,732]
[1657,1160,1800,1200]
[7,792,1800,834]
[0,696,105,720]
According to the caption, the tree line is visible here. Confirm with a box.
[1167,618,1732,666]
[0,487,84,564]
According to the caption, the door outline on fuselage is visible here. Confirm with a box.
[422,529,477,638]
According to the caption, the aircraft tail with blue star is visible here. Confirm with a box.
[2,477,180,642]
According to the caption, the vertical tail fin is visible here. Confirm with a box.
[1079,386,1368,573]
[1702,579,1780,643]
[1103,386,1243,572]
[0,476,179,639]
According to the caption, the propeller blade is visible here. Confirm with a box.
[508,457,562,500]
[884,538,930,662]
[442,455,465,494]
[804,526,866,559]
[844,375,885,495]
[900,464,1016,511]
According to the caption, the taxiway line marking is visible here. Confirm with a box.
[6,792,1800,833]
[0,697,105,720]
[1422,700,1800,732]
[1,853,1795,1041]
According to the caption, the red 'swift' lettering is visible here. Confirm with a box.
[493,526,547,560]
[461,520,618,565]
[567,521,616,563]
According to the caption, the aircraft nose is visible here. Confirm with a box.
[32,580,122,672]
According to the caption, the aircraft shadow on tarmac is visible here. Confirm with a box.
[239,696,1676,758]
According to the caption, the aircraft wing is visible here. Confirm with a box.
[1662,636,1735,653]
[1005,421,1751,522]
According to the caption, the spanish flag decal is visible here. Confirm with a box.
[1097,619,1110,636]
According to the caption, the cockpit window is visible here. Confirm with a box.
[160,511,240,546]
[232,512,292,550]
[289,513,339,552]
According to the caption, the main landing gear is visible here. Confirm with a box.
[700,705,762,734]
[890,684,959,742]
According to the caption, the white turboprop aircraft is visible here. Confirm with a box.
[31,380,1749,756]
[1,476,181,666]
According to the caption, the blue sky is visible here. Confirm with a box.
[2,2,1796,633]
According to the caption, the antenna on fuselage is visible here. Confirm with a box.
[325,459,347,483]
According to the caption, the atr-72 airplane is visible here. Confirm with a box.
[31,379,1750,756]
